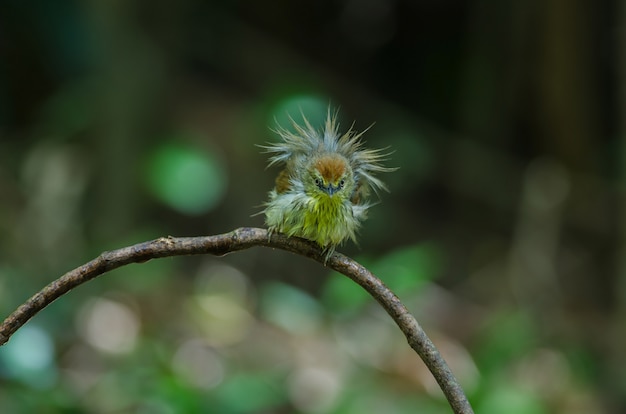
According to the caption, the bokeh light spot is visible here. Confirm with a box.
[288,367,342,413]
[77,297,140,354]
[189,293,253,346]
[259,282,323,335]
[144,141,227,215]
[172,340,225,389]
[0,325,57,388]
[270,95,328,135]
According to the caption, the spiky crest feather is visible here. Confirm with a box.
[261,108,393,196]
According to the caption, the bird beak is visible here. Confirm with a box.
[324,184,340,196]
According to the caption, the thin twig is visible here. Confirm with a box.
[0,227,474,414]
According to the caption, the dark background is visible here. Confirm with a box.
[0,1,623,413]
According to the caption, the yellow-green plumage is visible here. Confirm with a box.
[262,108,393,254]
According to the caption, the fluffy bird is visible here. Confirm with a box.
[261,108,394,256]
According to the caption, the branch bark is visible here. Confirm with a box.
[0,227,474,414]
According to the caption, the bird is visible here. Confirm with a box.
[261,107,394,258]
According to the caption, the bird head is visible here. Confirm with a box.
[306,154,354,198]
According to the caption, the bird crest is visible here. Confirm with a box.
[261,107,394,197]
[314,155,347,184]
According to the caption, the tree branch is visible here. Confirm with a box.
[0,227,474,414]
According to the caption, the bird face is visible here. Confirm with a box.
[307,154,353,198]
[314,176,345,195]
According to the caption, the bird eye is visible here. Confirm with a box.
[315,178,321,186]
[339,179,345,188]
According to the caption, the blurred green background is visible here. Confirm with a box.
[0,1,623,413]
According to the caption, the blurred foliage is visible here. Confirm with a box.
[144,140,227,215]
[0,0,623,413]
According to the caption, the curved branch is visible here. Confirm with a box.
[0,227,474,414]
